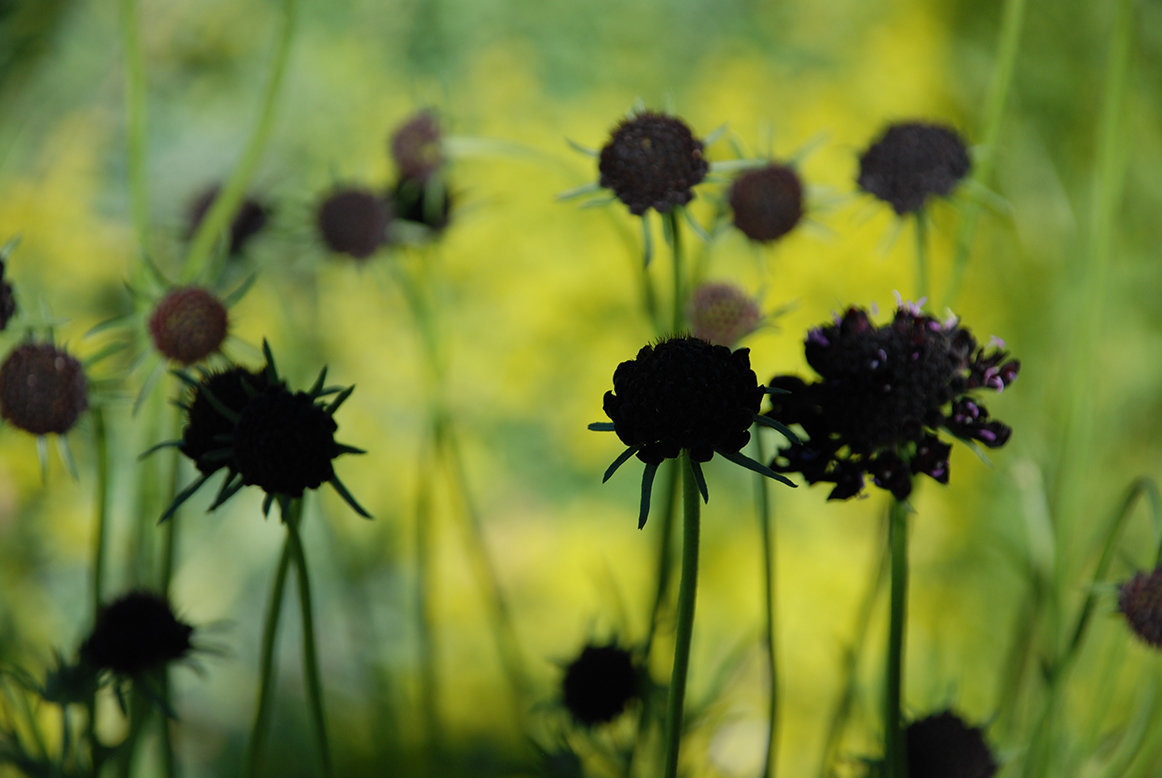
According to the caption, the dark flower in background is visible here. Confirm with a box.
[905,710,998,778]
[148,286,229,365]
[767,304,1018,500]
[316,187,392,260]
[1119,567,1162,649]
[390,110,444,183]
[187,185,269,257]
[598,112,709,216]
[80,591,193,678]
[687,282,762,347]
[0,342,87,435]
[0,256,16,331]
[729,163,804,242]
[858,122,971,215]
[561,642,641,727]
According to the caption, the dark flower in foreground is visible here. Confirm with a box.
[687,282,762,347]
[391,110,444,183]
[1119,567,1162,648]
[316,188,391,260]
[906,710,998,778]
[187,186,269,257]
[157,342,370,521]
[80,591,193,678]
[0,256,16,331]
[562,642,641,727]
[767,304,1019,500]
[858,122,971,215]
[148,286,229,365]
[0,342,87,435]
[598,112,709,216]
[729,163,804,242]
[591,335,795,527]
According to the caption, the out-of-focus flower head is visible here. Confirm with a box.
[80,590,194,679]
[561,641,642,727]
[1119,567,1162,649]
[729,163,804,242]
[186,185,269,257]
[316,187,392,260]
[905,710,998,778]
[147,286,229,366]
[598,111,709,216]
[0,341,87,436]
[687,282,763,347]
[857,122,971,215]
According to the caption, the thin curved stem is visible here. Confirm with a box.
[884,498,909,778]
[753,433,778,778]
[243,530,293,778]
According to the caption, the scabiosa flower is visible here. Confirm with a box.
[187,185,269,257]
[1119,567,1162,649]
[858,122,971,215]
[591,335,795,527]
[687,282,762,347]
[905,710,998,778]
[766,303,1019,500]
[561,642,642,727]
[729,163,804,242]
[156,342,370,521]
[0,251,17,331]
[598,111,709,216]
[80,591,194,678]
[147,286,229,365]
[316,187,392,260]
[0,342,87,435]
[390,110,444,183]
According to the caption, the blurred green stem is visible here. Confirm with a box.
[913,211,928,305]
[753,433,778,778]
[182,0,297,281]
[243,530,293,778]
[662,452,701,778]
[884,497,909,778]
[413,428,441,753]
[941,0,1028,309]
[160,402,182,778]
[666,209,684,334]
[119,0,149,254]
[86,407,109,774]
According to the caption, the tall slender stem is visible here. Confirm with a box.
[753,434,778,778]
[884,498,910,778]
[119,0,149,255]
[913,211,929,305]
[662,452,701,778]
[413,427,441,752]
[243,531,293,778]
[667,210,685,334]
[86,409,110,772]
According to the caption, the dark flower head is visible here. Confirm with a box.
[561,642,641,727]
[906,710,998,778]
[0,252,17,331]
[598,112,709,216]
[729,163,804,242]
[316,188,391,260]
[1119,567,1162,648]
[179,366,271,476]
[768,304,1018,500]
[148,286,229,365]
[80,591,193,678]
[0,342,87,435]
[858,121,971,215]
[390,110,444,182]
[687,282,762,347]
[187,186,269,257]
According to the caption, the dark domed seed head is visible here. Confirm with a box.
[316,188,391,260]
[0,342,87,435]
[598,112,709,216]
[232,386,340,497]
[858,122,971,215]
[1119,567,1162,649]
[906,710,998,778]
[562,643,641,727]
[729,163,804,242]
[148,286,229,365]
[80,591,194,677]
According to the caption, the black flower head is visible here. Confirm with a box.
[1119,567,1162,649]
[598,112,709,216]
[80,591,194,678]
[591,335,795,527]
[0,342,88,435]
[391,176,452,233]
[561,642,641,727]
[0,248,17,331]
[906,710,998,778]
[187,185,269,257]
[729,163,804,242]
[858,122,971,215]
[316,187,392,260]
[148,286,229,365]
[767,304,1019,500]
[156,341,370,522]
[391,110,444,182]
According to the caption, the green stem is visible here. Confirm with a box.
[667,210,684,334]
[243,531,293,778]
[884,498,909,778]
[662,452,701,778]
[913,211,928,305]
[413,427,441,752]
[182,0,297,281]
[285,504,332,778]
[119,0,149,254]
[941,0,1028,309]
[160,404,182,778]
[86,407,110,770]
[752,434,778,778]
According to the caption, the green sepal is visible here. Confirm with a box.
[159,473,212,524]
[719,449,797,488]
[588,422,616,432]
[331,476,372,519]
[689,457,709,503]
[638,461,659,530]
[603,446,638,483]
[753,414,802,444]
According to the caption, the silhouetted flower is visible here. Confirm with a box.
[592,335,795,527]
[179,366,271,476]
[187,185,269,257]
[562,642,641,727]
[1119,567,1162,649]
[316,188,391,260]
[767,304,1018,500]
[0,342,87,435]
[687,282,762,347]
[0,255,16,331]
[598,112,709,216]
[148,286,229,365]
[858,122,971,215]
[906,710,998,778]
[80,591,193,678]
[729,163,804,242]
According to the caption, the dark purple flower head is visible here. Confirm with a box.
[729,163,804,242]
[1119,567,1162,649]
[187,186,269,257]
[562,642,641,727]
[906,710,998,778]
[80,591,193,678]
[0,256,16,331]
[767,304,1018,500]
[390,110,444,182]
[858,122,971,215]
[148,286,229,365]
[598,112,709,216]
[316,188,391,260]
[0,342,87,435]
